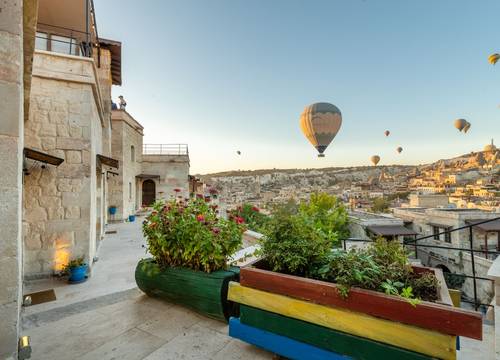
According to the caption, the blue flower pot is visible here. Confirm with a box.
[128,215,136,222]
[109,206,117,215]
[68,265,88,284]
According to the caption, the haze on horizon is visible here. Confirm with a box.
[95,0,500,174]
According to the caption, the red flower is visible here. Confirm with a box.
[212,227,221,235]
[196,194,203,199]
[252,206,260,212]
[196,214,205,222]
[236,216,245,224]
[204,196,211,203]
[173,188,181,193]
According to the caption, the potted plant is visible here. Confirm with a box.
[63,257,88,284]
[108,205,117,215]
[136,194,246,321]
[228,194,482,360]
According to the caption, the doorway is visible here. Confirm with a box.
[142,179,156,206]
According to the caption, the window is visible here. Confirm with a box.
[51,35,78,55]
[35,32,48,51]
[433,226,440,240]
[444,227,452,243]
[129,182,132,200]
[131,145,135,162]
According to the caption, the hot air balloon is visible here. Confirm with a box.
[300,102,342,157]
[384,130,390,137]
[236,151,241,155]
[463,121,471,133]
[454,119,467,132]
[370,155,380,166]
[396,146,403,154]
[488,53,500,65]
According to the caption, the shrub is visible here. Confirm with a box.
[309,239,438,303]
[298,193,349,242]
[260,212,332,276]
[143,197,245,273]
[229,203,269,232]
[370,197,390,213]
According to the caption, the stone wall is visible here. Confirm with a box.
[23,51,103,277]
[141,154,190,201]
[0,0,24,357]
[109,110,143,220]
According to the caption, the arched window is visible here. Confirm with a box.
[131,145,135,162]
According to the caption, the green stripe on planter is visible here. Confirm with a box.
[240,305,433,360]
[135,258,239,321]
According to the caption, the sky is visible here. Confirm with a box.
[94,0,500,174]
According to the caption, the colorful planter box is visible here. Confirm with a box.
[227,261,483,360]
[135,258,239,321]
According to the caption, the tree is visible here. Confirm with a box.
[370,197,390,213]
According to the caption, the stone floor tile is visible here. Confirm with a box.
[77,328,166,360]
[213,338,273,360]
[142,324,231,360]
[137,304,203,342]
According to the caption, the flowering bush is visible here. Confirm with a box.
[143,197,246,273]
[228,203,270,232]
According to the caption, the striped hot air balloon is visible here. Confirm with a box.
[454,119,467,132]
[488,53,500,65]
[370,155,380,166]
[299,102,342,157]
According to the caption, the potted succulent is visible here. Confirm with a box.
[228,193,482,360]
[63,257,88,284]
[136,194,246,321]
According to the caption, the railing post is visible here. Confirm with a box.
[469,226,478,311]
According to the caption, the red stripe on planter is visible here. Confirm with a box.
[239,266,482,340]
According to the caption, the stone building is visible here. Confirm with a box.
[22,0,122,278]
[0,1,189,356]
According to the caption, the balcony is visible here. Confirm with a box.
[143,144,189,156]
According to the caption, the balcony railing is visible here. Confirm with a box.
[36,22,97,58]
[143,144,189,156]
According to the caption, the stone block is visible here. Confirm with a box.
[0,82,22,137]
[66,150,82,164]
[49,111,68,125]
[58,163,90,178]
[40,123,57,137]
[57,179,72,192]
[56,137,89,150]
[69,102,82,114]
[38,169,56,188]
[47,207,64,220]
[47,149,65,159]
[69,124,82,138]
[62,192,82,207]
[39,196,61,209]
[53,231,75,248]
[0,31,21,84]
[65,206,81,219]
[0,0,22,35]
[24,206,47,222]
[24,134,42,149]
[57,124,69,137]
[37,97,51,111]
[52,101,68,113]
[0,136,21,188]
[25,232,42,250]
[41,136,56,150]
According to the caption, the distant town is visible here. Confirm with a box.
[200,140,499,213]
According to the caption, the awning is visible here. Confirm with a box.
[367,225,418,237]
[466,219,500,232]
[97,154,119,169]
[136,174,160,179]
[24,148,64,166]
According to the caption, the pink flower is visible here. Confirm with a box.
[212,227,221,235]
[252,206,260,212]
[196,194,203,199]
[236,216,245,224]
[196,214,205,222]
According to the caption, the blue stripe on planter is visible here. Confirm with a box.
[229,318,351,360]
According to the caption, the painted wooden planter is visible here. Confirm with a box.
[227,260,483,360]
[135,258,239,321]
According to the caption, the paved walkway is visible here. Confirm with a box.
[21,219,494,359]
[22,219,271,360]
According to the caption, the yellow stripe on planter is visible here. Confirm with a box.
[228,282,456,360]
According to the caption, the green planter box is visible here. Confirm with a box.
[135,258,239,321]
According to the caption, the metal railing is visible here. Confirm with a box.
[36,22,97,58]
[341,216,500,311]
[142,144,189,156]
